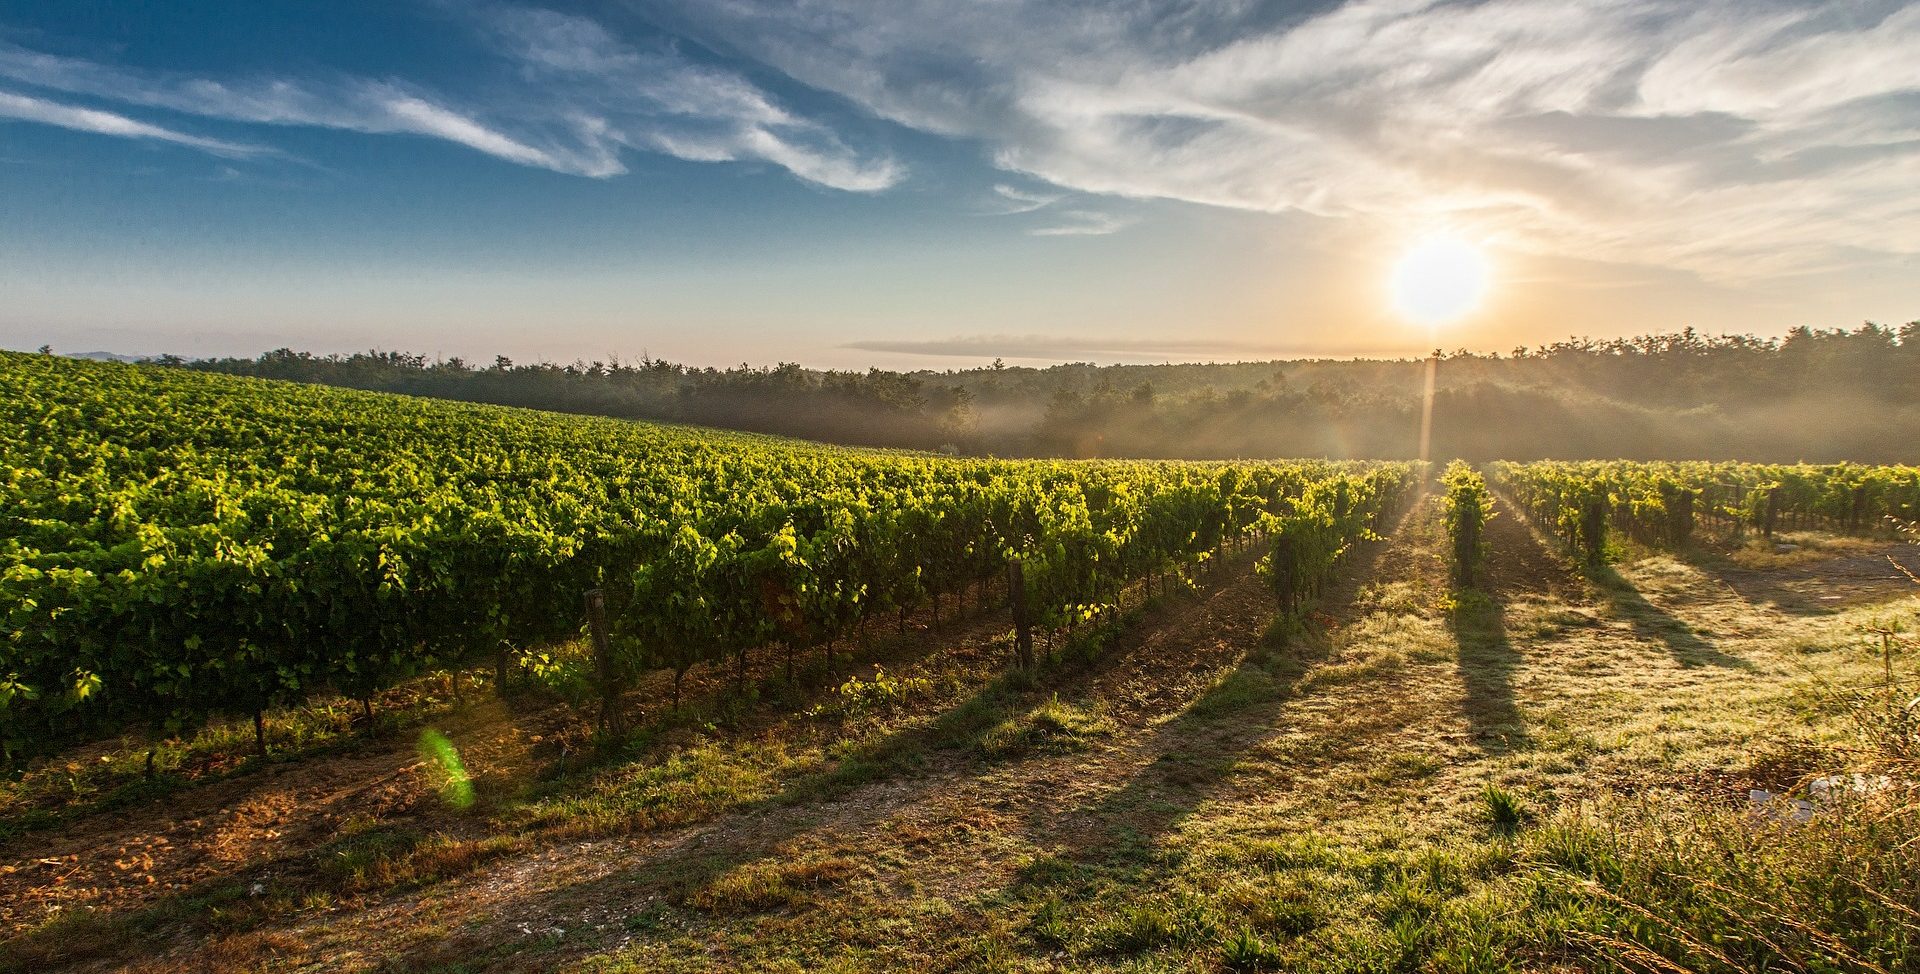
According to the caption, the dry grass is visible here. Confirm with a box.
[685,853,868,913]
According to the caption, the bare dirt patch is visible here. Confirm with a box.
[1697,541,1920,615]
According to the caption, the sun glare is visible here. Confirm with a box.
[1390,233,1490,325]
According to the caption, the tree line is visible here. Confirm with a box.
[150,321,1920,461]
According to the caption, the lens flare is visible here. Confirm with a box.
[1390,234,1490,324]
[418,728,474,809]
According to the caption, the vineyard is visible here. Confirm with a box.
[0,351,1416,761]
[5,351,1919,974]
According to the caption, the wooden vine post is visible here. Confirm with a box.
[585,588,625,739]
[1579,496,1607,564]
[1669,488,1694,547]
[1008,558,1034,670]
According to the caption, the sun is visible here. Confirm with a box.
[1389,233,1490,325]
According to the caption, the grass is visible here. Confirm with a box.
[976,695,1115,760]
[1480,783,1526,832]
[1527,790,1920,973]
[513,739,792,838]
[317,825,519,893]
[556,504,1920,974]
[686,854,868,913]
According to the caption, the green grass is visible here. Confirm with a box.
[1480,783,1526,832]
[976,696,1115,760]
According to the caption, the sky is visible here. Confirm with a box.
[1,0,1915,369]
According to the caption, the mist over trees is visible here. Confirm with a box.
[166,323,1920,462]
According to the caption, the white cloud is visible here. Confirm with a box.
[986,183,1061,214]
[1030,209,1134,237]
[5,0,1913,272]
[646,0,1920,278]
[979,183,1129,235]
[1639,5,1920,118]
[477,5,902,191]
[377,88,616,175]
[0,4,901,190]
[0,39,626,175]
[0,88,263,157]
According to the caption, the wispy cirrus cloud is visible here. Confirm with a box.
[474,5,901,190]
[0,3,901,190]
[0,39,620,175]
[985,183,1060,215]
[0,89,263,157]
[646,0,1920,278]
[5,0,1914,272]
[981,183,1129,235]
[1029,209,1135,237]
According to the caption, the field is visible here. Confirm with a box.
[3,354,1919,973]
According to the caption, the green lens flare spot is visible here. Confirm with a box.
[418,728,474,810]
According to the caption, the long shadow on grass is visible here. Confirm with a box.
[0,591,1018,963]
[0,584,1034,972]
[1485,488,1749,672]
[366,555,1276,973]
[1445,495,1537,752]
[1001,504,1426,896]
[1447,590,1527,752]
[383,511,1409,970]
[1008,646,1312,886]
[1592,566,1753,670]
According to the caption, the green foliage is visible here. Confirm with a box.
[0,351,1415,759]
[1442,461,1494,588]
[1489,460,1920,563]
[823,666,932,718]
[514,643,598,710]
[1258,464,1422,617]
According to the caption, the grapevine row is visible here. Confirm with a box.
[0,352,1414,759]
[1442,462,1494,587]
[1487,460,1920,562]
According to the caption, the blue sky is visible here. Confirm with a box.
[1,0,1915,368]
